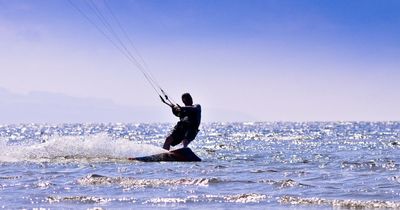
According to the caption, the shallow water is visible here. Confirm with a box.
[0,122,400,209]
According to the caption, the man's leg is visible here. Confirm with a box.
[182,129,197,148]
[163,136,174,150]
[182,139,190,148]
[164,123,181,151]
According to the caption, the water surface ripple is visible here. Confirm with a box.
[0,122,399,209]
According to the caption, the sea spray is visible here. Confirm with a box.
[0,133,166,162]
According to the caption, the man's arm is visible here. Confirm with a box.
[160,95,181,117]
[171,105,181,117]
[160,95,174,107]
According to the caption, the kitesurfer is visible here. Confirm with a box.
[162,93,201,150]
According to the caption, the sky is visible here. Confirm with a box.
[0,0,400,123]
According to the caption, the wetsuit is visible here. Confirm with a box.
[169,104,201,146]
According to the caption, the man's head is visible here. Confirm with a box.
[182,93,193,106]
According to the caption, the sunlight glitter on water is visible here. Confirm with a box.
[0,122,399,209]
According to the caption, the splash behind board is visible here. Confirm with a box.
[129,147,201,162]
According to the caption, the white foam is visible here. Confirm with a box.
[279,196,400,208]
[0,133,166,162]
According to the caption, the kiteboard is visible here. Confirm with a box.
[129,147,201,162]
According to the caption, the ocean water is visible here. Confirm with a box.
[0,122,400,209]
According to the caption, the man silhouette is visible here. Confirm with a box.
[162,93,201,150]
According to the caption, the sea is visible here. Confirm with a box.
[0,122,400,209]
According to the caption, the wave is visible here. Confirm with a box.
[279,196,400,208]
[77,174,221,188]
[145,193,268,204]
[259,179,313,188]
[47,193,268,205]
[341,159,398,171]
[79,174,316,190]
[0,133,166,162]
[47,195,121,204]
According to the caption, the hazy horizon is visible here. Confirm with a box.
[0,87,256,123]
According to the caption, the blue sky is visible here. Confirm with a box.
[0,0,400,122]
